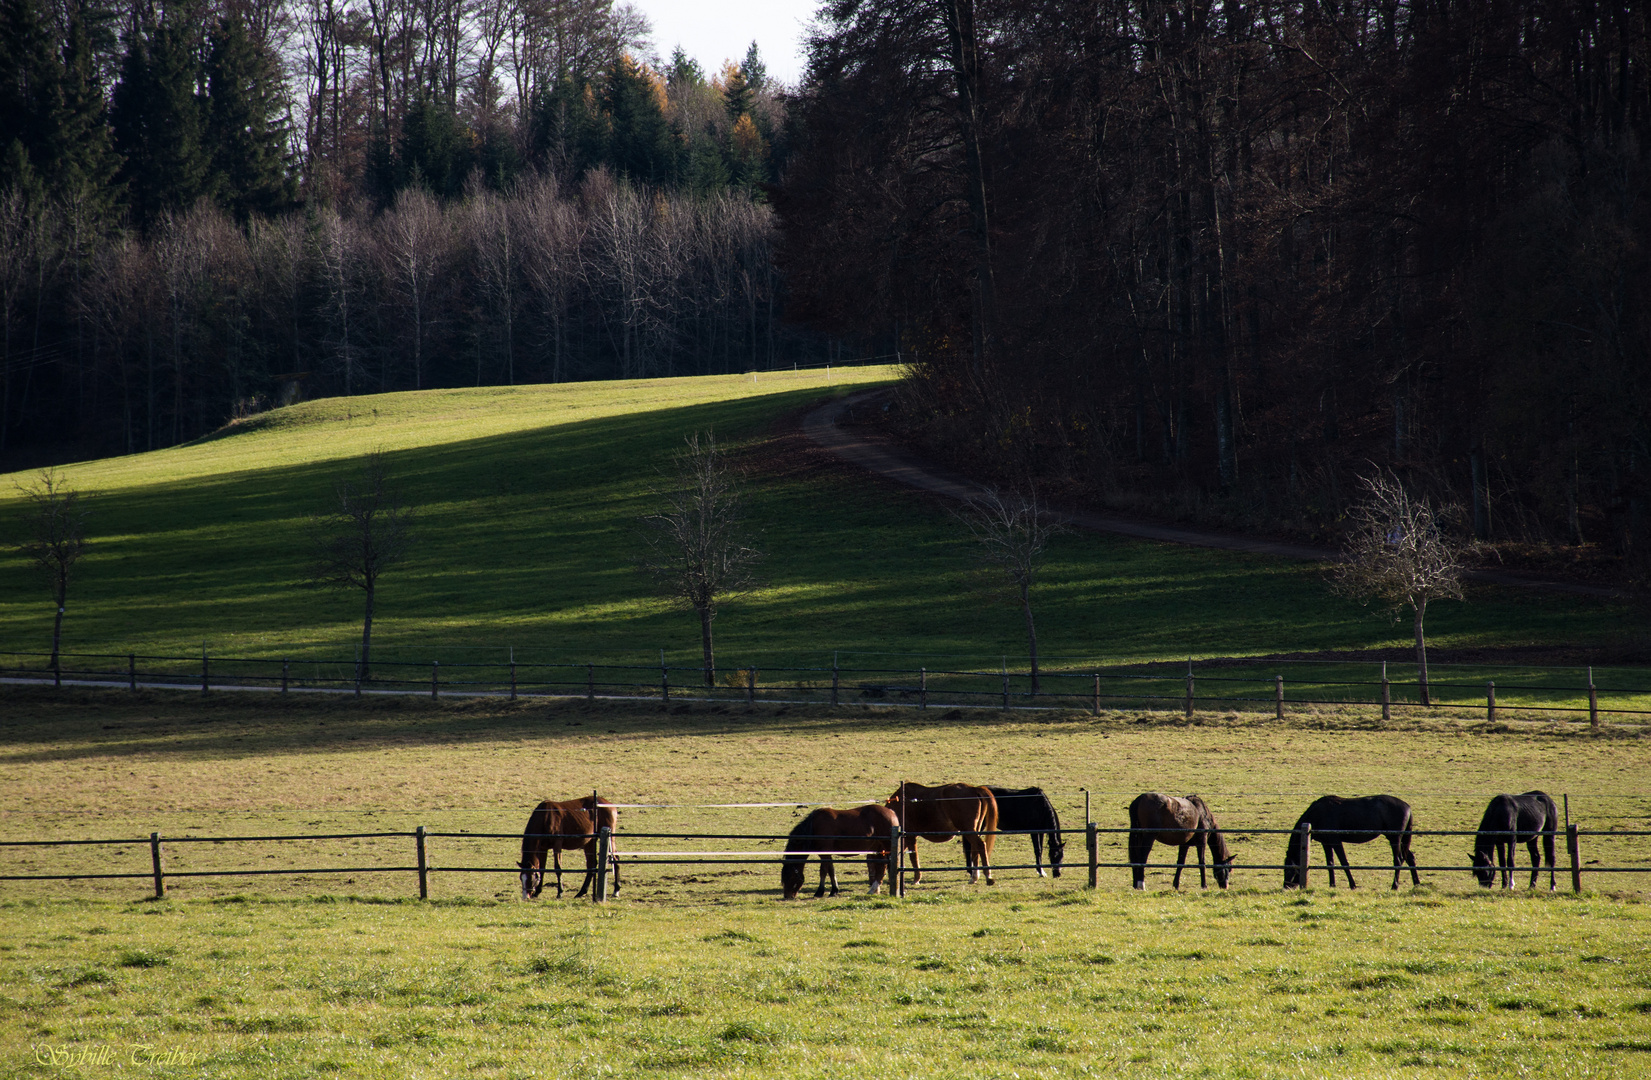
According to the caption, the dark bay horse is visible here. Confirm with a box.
[781,804,899,899]
[1283,795,1418,890]
[1472,791,1558,890]
[886,781,997,884]
[1127,793,1234,890]
[987,786,1065,877]
[519,796,620,900]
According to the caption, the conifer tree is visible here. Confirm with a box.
[53,0,120,215]
[0,0,61,196]
[204,13,294,221]
[740,41,766,93]
[604,55,672,184]
[111,5,208,227]
[721,59,751,122]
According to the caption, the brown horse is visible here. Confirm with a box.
[518,796,620,900]
[885,781,997,884]
[1128,793,1234,890]
[781,804,899,899]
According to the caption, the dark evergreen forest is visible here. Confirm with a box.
[782,1,1651,584]
[2,0,1648,584]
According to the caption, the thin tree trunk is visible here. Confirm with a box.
[51,576,66,671]
[360,582,376,681]
[1413,599,1429,706]
[699,605,715,687]
[1021,585,1039,696]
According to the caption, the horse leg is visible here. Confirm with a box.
[1172,843,1189,890]
[1543,830,1556,892]
[553,847,566,899]
[573,844,595,898]
[1525,839,1540,890]
[866,854,884,895]
[1334,843,1358,888]
[1388,836,1401,890]
[1197,836,1208,889]
[1321,842,1337,887]
[1500,839,1513,889]
[1032,831,1045,878]
[907,839,922,884]
[1129,835,1150,890]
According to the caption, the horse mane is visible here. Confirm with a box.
[1183,795,1231,861]
[784,811,818,854]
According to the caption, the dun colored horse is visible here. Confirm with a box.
[987,786,1065,877]
[1127,793,1234,889]
[781,804,899,899]
[1283,795,1418,890]
[519,796,620,900]
[1472,791,1558,890]
[885,781,997,884]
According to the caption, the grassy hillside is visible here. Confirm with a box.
[0,369,1638,680]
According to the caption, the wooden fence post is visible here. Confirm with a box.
[1185,660,1194,719]
[1588,667,1598,729]
[1567,824,1581,893]
[510,661,517,702]
[661,658,669,703]
[1300,822,1312,890]
[1093,673,1100,716]
[416,825,428,899]
[920,668,927,710]
[747,666,756,705]
[201,652,209,695]
[128,653,136,692]
[1381,662,1391,722]
[1275,675,1284,721]
[1086,822,1098,889]
[595,827,611,903]
[587,663,595,701]
[431,661,439,700]
[281,659,289,694]
[1001,668,1009,710]
[889,824,902,897]
[831,658,839,707]
[149,832,164,899]
[1487,680,1496,723]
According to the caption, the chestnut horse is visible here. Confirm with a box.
[518,796,620,900]
[781,804,899,899]
[885,781,997,884]
[1127,793,1234,890]
[1472,791,1558,890]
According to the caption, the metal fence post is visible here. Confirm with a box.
[1487,680,1496,723]
[1185,660,1194,719]
[1381,662,1391,722]
[595,827,611,903]
[150,832,164,899]
[889,824,902,897]
[128,653,136,692]
[920,668,927,710]
[281,659,289,694]
[1588,667,1598,729]
[1301,822,1312,889]
[1567,824,1581,893]
[416,825,428,899]
[1275,675,1284,721]
[431,661,439,700]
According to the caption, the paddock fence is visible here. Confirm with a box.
[4,649,1651,726]
[4,809,1648,901]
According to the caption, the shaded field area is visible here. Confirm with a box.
[2,690,1647,903]
[0,370,1642,673]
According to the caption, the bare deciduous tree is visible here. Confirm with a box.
[639,431,760,687]
[16,470,89,673]
[1332,473,1468,706]
[953,487,1067,694]
[309,451,415,682]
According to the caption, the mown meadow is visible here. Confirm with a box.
[0,371,1642,706]
[1,691,1649,1078]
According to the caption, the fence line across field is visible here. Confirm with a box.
[4,650,1649,725]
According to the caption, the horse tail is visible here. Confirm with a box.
[979,789,998,856]
[1399,804,1416,856]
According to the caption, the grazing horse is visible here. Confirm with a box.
[885,781,997,885]
[1472,791,1558,890]
[987,786,1066,877]
[1127,793,1234,890]
[519,796,620,900]
[781,804,899,899]
[1283,795,1418,890]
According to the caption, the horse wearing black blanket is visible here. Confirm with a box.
[986,787,1065,877]
[1472,791,1558,890]
[1283,795,1419,890]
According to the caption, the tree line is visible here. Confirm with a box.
[0,0,800,461]
[780,0,1651,582]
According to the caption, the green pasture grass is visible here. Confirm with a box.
[0,368,1644,709]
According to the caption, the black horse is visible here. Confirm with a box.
[1472,791,1558,890]
[1283,795,1419,890]
[986,786,1066,877]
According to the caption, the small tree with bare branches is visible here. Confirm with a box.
[1332,473,1468,706]
[954,487,1069,694]
[309,452,415,682]
[639,432,760,687]
[17,470,89,673]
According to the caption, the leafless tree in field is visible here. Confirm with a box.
[1331,473,1468,706]
[309,451,415,682]
[639,431,760,687]
[953,487,1068,694]
[16,470,89,673]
